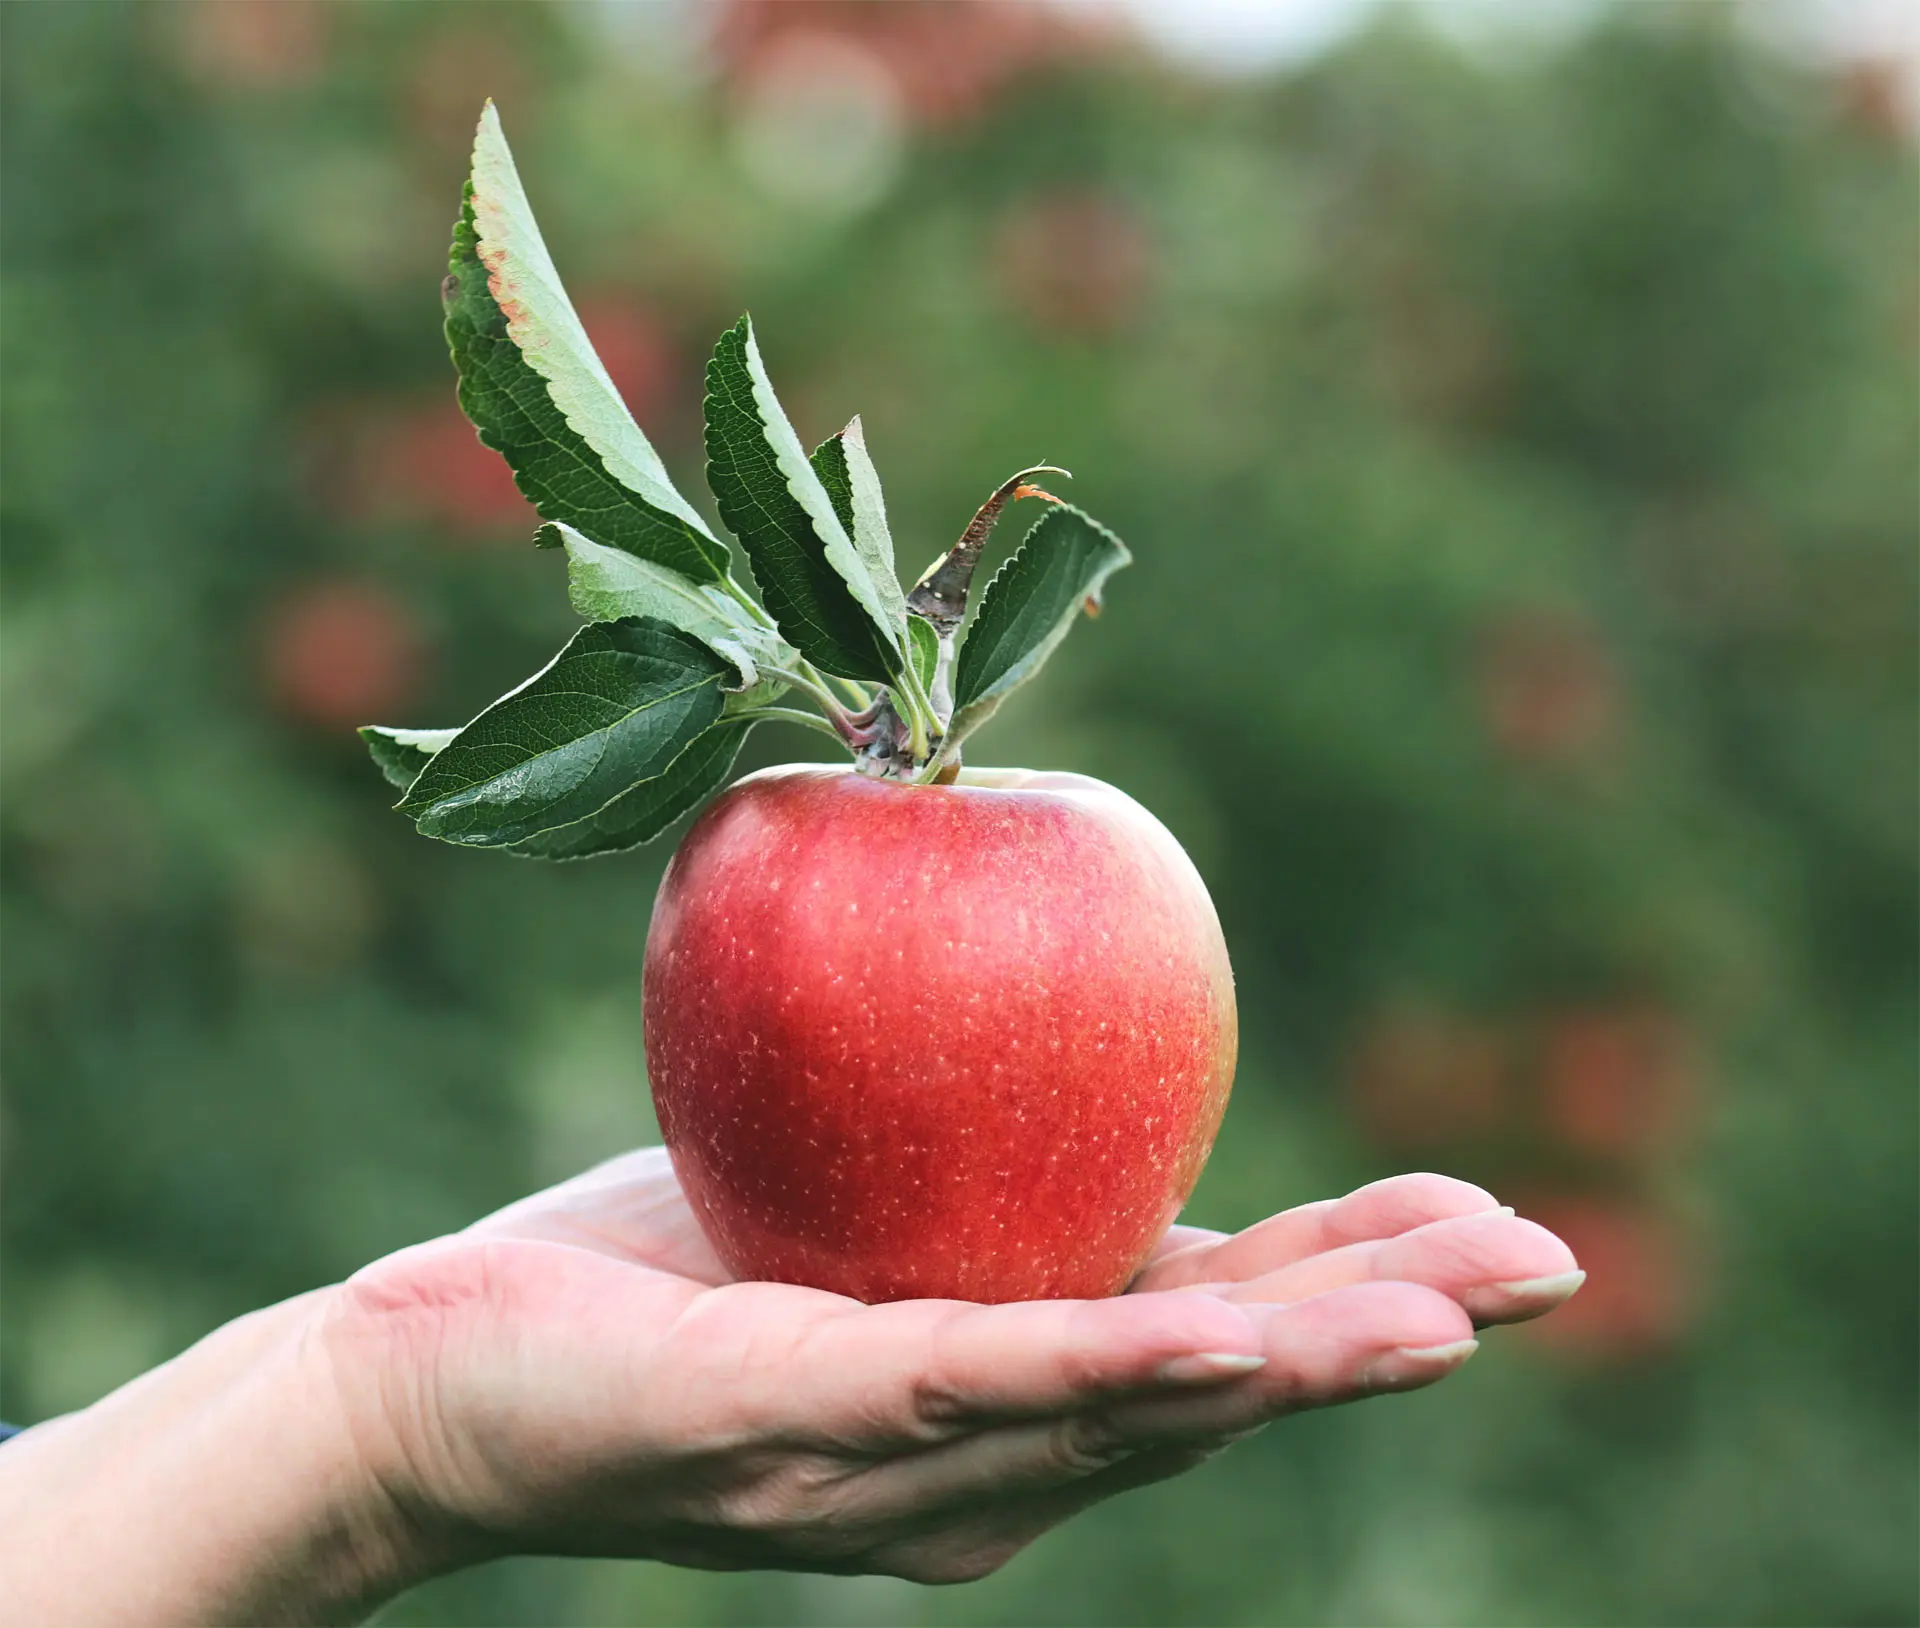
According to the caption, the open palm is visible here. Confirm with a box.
[321,1148,1581,1585]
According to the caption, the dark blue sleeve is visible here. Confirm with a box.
[0,1422,23,1442]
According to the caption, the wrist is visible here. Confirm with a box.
[254,1286,462,1620]
[0,1287,452,1626]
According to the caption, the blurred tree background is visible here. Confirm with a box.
[3,2,1915,1624]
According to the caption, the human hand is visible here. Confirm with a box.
[0,1149,1581,1627]
[318,1148,1582,1589]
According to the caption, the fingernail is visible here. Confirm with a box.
[1462,1268,1586,1319]
[1361,1338,1478,1392]
[1493,1205,1516,1218]
[1157,1351,1268,1385]
[1496,1268,1585,1299]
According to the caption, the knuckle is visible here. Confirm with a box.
[712,1456,855,1538]
[905,1372,974,1434]
[1049,1411,1133,1477]
[907,1306,981,1434]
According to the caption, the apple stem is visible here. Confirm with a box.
[762,664,878,744]
[733,705,846,743]
[834,708,879,750]
[849,693,923,778]
[822,668,872,710]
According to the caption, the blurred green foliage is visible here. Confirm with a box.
[3,3,1915,1624]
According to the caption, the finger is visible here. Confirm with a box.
[842,1281,1472,1513]
[1135,1223,1228,1271]
[1207,1210,1583,1325]
[1134,1172,1502,1293]
[771,1289,1272,1449]
[1092,1282,1477,1444]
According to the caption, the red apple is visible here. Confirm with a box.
[380,135,1221,1299]
[643,764,1236,1304]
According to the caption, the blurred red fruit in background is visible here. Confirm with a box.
[305,397,532,540]
[996,191,1153,336]
[307,302,668,542]
[1476,608,1620,764]
[713,0,1110,130]
[1540,1004,1702,1159]
[263,581,424,730]
[1837,58,1917,145]
[574,298,677,426]
[1348,1007,1513,1149]
[1513,1192,1694,1362]
[384,403,531,535]
[173,0,329,90]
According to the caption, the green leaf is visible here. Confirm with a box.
[543,522,797,698]
[810,416,908,633]
[906,613,940,695]
[544,522,741,641]
[704,316,900,682]
[359,725,460,792]
[447,104,726,582]
[949,503,1131,741]
[504,720,750,860]
[810,430,856,538]
[399,618,731,847]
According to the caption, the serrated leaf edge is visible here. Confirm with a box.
[398,620,731,843]
[945,503,1131,748]
[735,317,904,660]
[502,717,754,861]
[467,103,724,570]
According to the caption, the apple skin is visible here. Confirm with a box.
[643,763,1236,1304]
